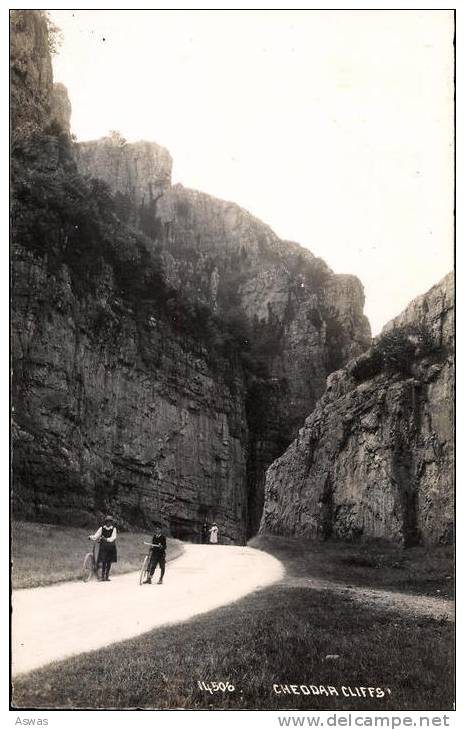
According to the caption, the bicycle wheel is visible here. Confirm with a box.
[82,552,94,582]
[139,555,149,585]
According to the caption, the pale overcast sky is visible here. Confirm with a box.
[49,9,454,335]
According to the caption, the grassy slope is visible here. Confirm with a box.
[12,535,454,711]
[12,522,184,589]
[251,535,455,599]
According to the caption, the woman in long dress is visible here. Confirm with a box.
[89,514,117,581]
[208,522,219,544]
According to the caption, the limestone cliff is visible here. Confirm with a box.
[11,10,371,541]
[10,10,53,139]
[74,140,370,382]
[76,137,172,208]
[260,273,454,545]
[74,139,371,532]
[11,12,248,541]
[50,82,72,135]
[12,246,248,542]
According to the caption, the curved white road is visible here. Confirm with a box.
[12,544,284,677]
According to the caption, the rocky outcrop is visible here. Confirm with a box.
[10,10,53,139]
[50,82,72,135]
[76,137,172,209]
[260,274,454,545]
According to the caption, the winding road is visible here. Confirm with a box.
[12,544,284,677]
[12,543,453,679]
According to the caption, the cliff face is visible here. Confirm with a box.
[74,140,371,533]
[11,12,248,541]
[74,142,370,370]
[50,82,72,135]
[12,247,248,542]
[10,10,53,139]
[11,10,371,540]
[76,138,172,208]
[260,273,454,545]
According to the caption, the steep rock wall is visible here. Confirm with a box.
[75,140,371,534]
[11,11,371,540]
[12,246,248,542]
[10,10,53,139]
[10,12,248,541]
[260,274,454,545]
[76,137,172,209]
[50,82,72,135]
[74,142,370,380]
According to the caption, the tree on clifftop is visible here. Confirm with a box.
[109,130,127,146]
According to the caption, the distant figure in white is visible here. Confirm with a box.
[89,515,117,581]
[208,522,219,544]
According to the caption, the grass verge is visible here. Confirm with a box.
[251,535,454,599]
[12,521,184,589]
[12,536,454,710]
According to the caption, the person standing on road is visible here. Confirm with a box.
[201,521,209,544]
[208,522,219,545]
[89,515,117,581]
[144,523,167,585]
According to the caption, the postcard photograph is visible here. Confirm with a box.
[10,7,455,714]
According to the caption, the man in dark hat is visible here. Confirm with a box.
[89,514,117,581]
[144,523,167,585]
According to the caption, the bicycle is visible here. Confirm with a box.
[139,542,158,585]
[82,538,100,582]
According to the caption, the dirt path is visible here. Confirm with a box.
[12,544,284,677]
[285,576,454,621]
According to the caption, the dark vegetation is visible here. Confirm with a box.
[291,252,331,293]
[351,324,438,382]
[13,536,454,710]
[376,324,436,372]
[324,315,346,373]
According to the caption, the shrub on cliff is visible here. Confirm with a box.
[108,130,127,146]
[376,324,435,374]
[351,323,436,381]
[291,253,330,292]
